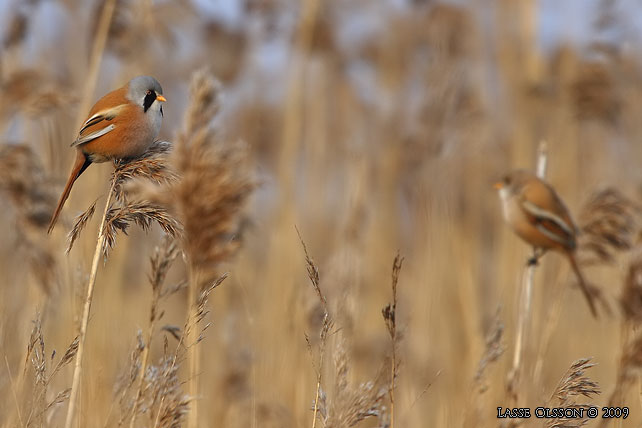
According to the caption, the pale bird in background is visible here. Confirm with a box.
[495,169,598,318]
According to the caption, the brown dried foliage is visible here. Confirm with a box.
[137,70,254,289]
[545,358,600,428]
[0,144,59,290]
[320,339,388,428]
[474,310,505,392]
[621,248,642,323]
[578,188,639,265]
[65,140,181,256]
[23,315,79,427]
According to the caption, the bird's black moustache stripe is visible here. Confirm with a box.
[143,90,157,113]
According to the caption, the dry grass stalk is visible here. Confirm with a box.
[66,201,95,254]
[127,236,179,427]
[546,358,600,428]
[381,253,403,428]
[297,229,331,428]
[22,314,79,427]
[621,248,642,323]
[113,140,177,203]
[73,0,117,130]
[63,170,119,428]
[114,331,145,425]
[578,188,639,266]
[597,238,642,427]
[64,138,181,426]
[65,141,181,256]
[0,71,74,124]
[170,71,254,287]
[320,339,387,428]
[103,202,180,257]
[598,328,641,428]
[464,310,504,428]
[474,309,505,392]
[300,232,391,428]
[129,70,253,427]
[0,144,57,229]
[507,140,548,402]
[152,273,228,428]
[0,143,59,291]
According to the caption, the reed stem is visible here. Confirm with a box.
[64,173,117,428]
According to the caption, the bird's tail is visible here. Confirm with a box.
[567,252,598,318]
[47,151,91,234]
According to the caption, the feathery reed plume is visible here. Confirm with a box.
[546,358,600,428]
[0,143,56,226]
[464,309,504,428]
[65,140,180,256]
[113,272,225,428]
[152,273,228,428]
[600,247,642,426]
[64,170,118,428]
[129,72,254,282]
[0,71,73,122]
[0,143,59,291]
[320,338,387,428]
[127,235,179,427]
[113,140,177,202]
[297,228,331,428]
[578,188,639,266]
[599,331,642,428]
[129,70,253,426]
[381,253,403,428]
[3,10,27,50]
[621,247,642,323]
[64,140,179,428]
[171,71,253,286]
[23,314,79,427]
[474,309,504,392]
[115,331,145,425]
[103,201,180,257]
[66,201,95,254]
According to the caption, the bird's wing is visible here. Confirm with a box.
[70,104,126,147]
[521,199,576,248]
[519,180,577,249]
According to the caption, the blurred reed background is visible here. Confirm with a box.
[2,0,642,427]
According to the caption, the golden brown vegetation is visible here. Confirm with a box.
[3,0,642,427]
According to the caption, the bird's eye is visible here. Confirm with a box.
[146,90,151,95]
[503,176,511,185]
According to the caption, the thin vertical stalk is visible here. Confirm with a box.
[508,140,547,399]
[75,0,117,130]
[187,265,200,428]
[129,308,158,427]
[64,174,117,428]
[64,3,116,422]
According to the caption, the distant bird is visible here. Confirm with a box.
[495,169,598,317]
[48,76,166,233]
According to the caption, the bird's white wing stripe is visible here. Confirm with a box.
[521,200,575,237]
[535,222,570,246]
[83,105,126,126]
[72,124,116,146]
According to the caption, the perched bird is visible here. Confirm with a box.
[47,76,166,233]
[495,169,598,317]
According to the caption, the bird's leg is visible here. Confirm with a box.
[527,247,544,266]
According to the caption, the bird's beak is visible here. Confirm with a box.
[156,95,167,102]
[493,181,504,190]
